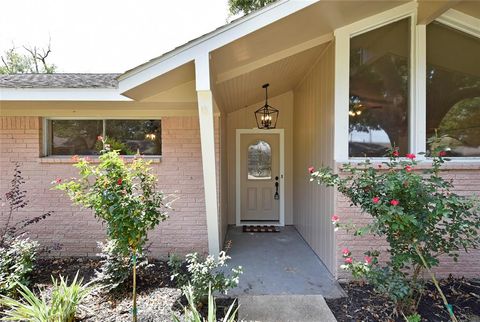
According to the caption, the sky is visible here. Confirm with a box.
[0,0,232,73]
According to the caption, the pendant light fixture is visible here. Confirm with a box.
[254,83,279,129]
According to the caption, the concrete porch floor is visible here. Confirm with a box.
[223,226,345,299]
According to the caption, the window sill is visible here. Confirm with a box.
[338,158,480,170]
[38,155,162,164]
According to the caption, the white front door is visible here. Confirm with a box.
[236,130,284,224]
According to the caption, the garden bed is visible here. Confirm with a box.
[18,257,236,321]
[326,277,480,322]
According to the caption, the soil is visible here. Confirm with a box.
[16,257,236,322]
[326,277,480,322]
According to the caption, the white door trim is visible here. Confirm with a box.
[236,128,285,226]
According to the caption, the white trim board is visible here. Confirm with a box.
[235,129,285,227]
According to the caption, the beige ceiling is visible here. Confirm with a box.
[214,43,330,113]
[453,1,480,19]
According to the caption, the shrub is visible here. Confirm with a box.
[55,144,169,321]
[0,272,95,322]
[173,283,238,322]
[0,236,38,296]
[94,239,151,292]
[0,163,53,296]
[170,251,243,305]
[310,144,480,320]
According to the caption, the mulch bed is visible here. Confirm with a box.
[326,277,480,322]
[21,257,236,321]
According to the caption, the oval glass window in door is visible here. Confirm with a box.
[247,140,272,180]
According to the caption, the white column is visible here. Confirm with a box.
[195,53,220,256]
[412,24,427,157]
[333,28,350,163]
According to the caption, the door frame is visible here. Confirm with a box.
[235,128,285,226]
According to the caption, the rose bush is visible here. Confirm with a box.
[55,142,170,321]
[309,145,480,320]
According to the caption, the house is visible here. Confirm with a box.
[1,0,479,280]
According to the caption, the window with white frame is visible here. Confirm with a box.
[349,18,411,157]
[46,119,161,156]
[426,22,480,157]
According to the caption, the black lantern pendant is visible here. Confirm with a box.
[254,83,279,129]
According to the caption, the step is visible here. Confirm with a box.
[238,294,337,322]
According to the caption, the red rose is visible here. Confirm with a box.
[117,178,123,185]
[308,166,315,174]
[392,150,399,157]
[438,151,447,157]
[344,257,353,264]
[406,153,416,159]
[372,197,380,204]
[390,199,399,206]
[405,165,412,172]
[364,256,373,265]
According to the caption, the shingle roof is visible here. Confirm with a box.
[0,73,121,89]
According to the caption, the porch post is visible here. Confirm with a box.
[195,53,220,256]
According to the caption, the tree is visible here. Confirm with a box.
[55,140,169,322]
[0,41,56,74]
[228,0,277,15]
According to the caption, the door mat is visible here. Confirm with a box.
[243,225,280,233]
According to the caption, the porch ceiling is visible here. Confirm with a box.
[213,43,329,113]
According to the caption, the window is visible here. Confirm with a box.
[247,140,271,180]
[47,119,161,156]
[426,22,480,157]
[349,18,410,157]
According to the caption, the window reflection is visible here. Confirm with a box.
[426,22,480,157]
[247,140,272,180]
[349,18,410,157]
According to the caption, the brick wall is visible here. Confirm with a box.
[334,162,480,280]
[0,116,208,258]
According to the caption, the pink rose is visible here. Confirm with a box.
[405,165,412,172]
[55,178,62,184]
[364,256,373,265]
[406,153,416,160]
[372,197,380,204]
[308,166,315,174]
[438,151,447,157]
[331,215,339,223]
[392,150,399,157]
[342,248,350,255]
[390,199,399,206]
[344,257,353,264]
[97,135,103,141]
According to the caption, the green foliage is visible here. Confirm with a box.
[94,239,150,291]
[0,236,38,297]
[170,252,243,305]
[0,272,95,322]
[94,137,135,155]
[0,43,56,74]
[173,284,238,322]
[228,0,277,15]
[310,142,480,316]
[54,146,169,320]
[54,148,168,255]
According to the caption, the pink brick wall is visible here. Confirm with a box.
[334,162,480,280]
[0,116,209,258]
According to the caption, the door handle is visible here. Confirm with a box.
[274,176,279,200]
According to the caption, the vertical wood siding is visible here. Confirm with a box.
[293,43,336,273]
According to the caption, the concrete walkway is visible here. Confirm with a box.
[238,295,337,322]
[223,226,345,298]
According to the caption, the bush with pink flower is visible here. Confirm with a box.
[310,142,480,320]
